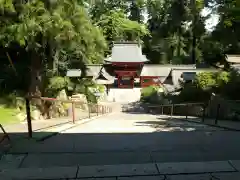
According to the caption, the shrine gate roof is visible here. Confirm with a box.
[105,42,149,63]
[86,64,114,84]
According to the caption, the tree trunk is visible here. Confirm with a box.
[28,51,44,114]
[191,0,196,64]
[29,52,42,96]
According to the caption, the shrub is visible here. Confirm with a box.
[46,76,70,97]
[216,71,230,87]
[195,72,217,90]
[140,85,166,104]
[141,86,158,99]
[176,71,232,103]
[221,70,240,100]
[1,92,25,110]
[176,83,211,103]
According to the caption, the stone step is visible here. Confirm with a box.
[0,160,239,180]
[107,88,141,103]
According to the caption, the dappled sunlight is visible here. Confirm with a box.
[134,116,220,132]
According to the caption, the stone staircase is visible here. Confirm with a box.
[107,88,141,103]
[1,160,239,179]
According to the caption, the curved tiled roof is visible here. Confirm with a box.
[105,43,149,63]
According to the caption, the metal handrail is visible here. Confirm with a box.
[25,96,112,138]
[142,102,207,122]
[144,102,205,107]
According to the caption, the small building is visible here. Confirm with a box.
[226,55,240,72]
[72,42,218,89]
[104,42,148,88]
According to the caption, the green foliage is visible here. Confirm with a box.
[176,83,211,103]
[97,84,106,93]
[140,85,166,104]
[1,0,240,105]
[144,0,206,64]
[220,70,240,100]
[195,71,230,91]
[46,76,70,97]
[177,70,240,102]
[85,89,97,104]
[195,72,217,90]
[48,77,70,91]
[72,78,99,103]
[0,106,19,125]
[216,71,230,87]
[90,2,149,55]
[0,0,107,67]
[96,10,149,45]
[141,85,158,99]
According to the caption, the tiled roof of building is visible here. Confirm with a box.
[86,65,114,84]
[171,68,219,87]
[226,55,240,63]
[86,65,102,77]
[105,43,149,63]
[140,65,171,77]
[140,64,196,76]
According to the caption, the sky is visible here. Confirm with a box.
[143,7,220,32]
[201,7,220,31]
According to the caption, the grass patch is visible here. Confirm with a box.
[0,106,19,125]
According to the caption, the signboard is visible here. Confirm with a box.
[66,69,82,77]
[122,76,131,80]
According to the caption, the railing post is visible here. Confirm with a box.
[171,104,174,119]
[88,103,91,118]
[202,104,206,123]
[72,101,75,123]
[96,104,98,116]
[215,103,220,125]
[186,104,188,120]
[161,105,163,115]
[25,98,32,138]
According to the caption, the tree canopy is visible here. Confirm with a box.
[0,0,240,95]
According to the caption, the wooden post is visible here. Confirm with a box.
[103,106,105,114]
[171,104,174,119]
[0,124,10,143]
[131,76,134,88]
[88,104,91,118]
[96,104,98,116]
[118,76,121,88]
[186,104,188,120]
[202,104,206,123]
[215,103,220,125]
[25,98,32,138]
[72,101,75,123]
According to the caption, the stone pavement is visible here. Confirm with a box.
[181,116,240,131]
[2,111,240,179]
[3,112,240,167]
[1,160,240,179]
[3,110,97,133]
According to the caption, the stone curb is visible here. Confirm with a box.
[36,112,114,142]
[180,118,240,132]
[0,160,239,180]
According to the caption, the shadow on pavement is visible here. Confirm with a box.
[135,117,224,132]
[1,126,240,168]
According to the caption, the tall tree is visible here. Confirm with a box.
[90,0,149,55]
[0,0,106,96]
[128,0,145,23]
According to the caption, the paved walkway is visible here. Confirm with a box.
[1,160,240,179]
[1,111,240,179]
[182,116,240,131]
